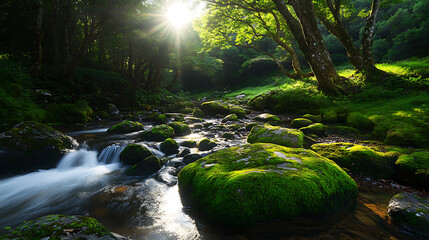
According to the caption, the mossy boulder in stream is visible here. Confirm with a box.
[0,214,121,240]
[311,143,398,179]
[155,114,168,124]
[222,114,239,123]
[198,138,217,151]
[299,123,326,137]
[254,113,281,123]
[200,101,230,116]
[0,121,77,175]
[107,120,144,134]
[395,151,429,189]
[387,193,429,238]
[140,124,175,142]
[192,108,206,118]
[178,143,358,228]
[160,138,179,155]
[125,155,161,176]
[291,118,313,129]
[168,122,191,136]
[302,114,322,123]
[247,124,304,148]
[120,144,153,165]
[230,106,246,118]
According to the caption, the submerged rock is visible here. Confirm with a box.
[178,143,358,228]
[247,124,304,148]
[140,124,175,142]
[107,120,144,134]
[395,151,429,189]
[291,118,313,129]
[0,121,77,175]
[125,155,161,176]
[160,138,179,155]
[168,122,191,136]
[387,193,429,238]
[120,144,153,165]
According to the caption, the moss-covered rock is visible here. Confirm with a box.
[395,151,429,189]
[247,124,304,148]
[178,143,358,228]
[230,106,246,118]
[140,124,175,142]
[155,114,168,124]
[107,120,144,134]
[192,108,206,118]
[200,101,230,116]
[183,153,202,165]
[384,127,428,148]
[125,155,161,176]
[299,123,326,137]
[119,144,153,165]
[222,132,236,140]
[254,113,281,122]
[346,112,374,131]
[329,126,361,136]
[227,123,242,131]
[0,121,77,175]
[248,93,276,111]
[322,110,339,123]
[181,140,197,148]
[291,118,313,129]
[302,114,322,123]
[222,114,239,123]
[185,117,204,124]
[311,143,398,179]
[0,214,116,240]
[168,122,191,136]
[160,138,179,155]
[245,122,259,131]
[387,193,429,238]
[198,138,217,151]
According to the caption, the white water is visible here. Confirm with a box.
[98,144,125,164]
[0,148,121,227]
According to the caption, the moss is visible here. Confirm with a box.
[160,138,179,155]
[322,110,339,123]
[155,114,168,124]
[227,123,242,131]
[168,122,191,136]
[247,124,304,148]
[395,151,429,189]
[222,114,239,123]
[245,122,259,131]
[181,140,197,148]
[384,126,428,148]
[178,143,358,228]
[254,113,281,122]
[200,101,230,116]
[107,120,144,134]
[140,124,175,142]
[125,155,161,176]
[248,93,275,111]
[192,108,206,118]
[291,118,313,129]
[0,215,112,240]
[198,138,217,151]
[120,144,153,165]
[299,123,326,137]
[45,101,93,123]
[346,112,375,131]
[302,114,322,123]
[230,106,246,118]
[329,125,361,136]
[185,117,204,124]
[311,143,398,179]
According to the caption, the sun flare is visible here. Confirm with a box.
[167,3,192,29]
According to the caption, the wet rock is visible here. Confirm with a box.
[183,153,202,165]
[0,214,123,240]
[222,132,236,140]
[230,106,246,118]
[387,192,429,238]
[120,144,153,165]
[178,143,358,228]
[0,121,77,175]
[185,117,204,124]
[107,120,144,134]
[222,114,239,123]
[192,123,204,129]
[154,166,179,186]
[168,122,191,136]
[254,113,281,123]
[200,101,230,116]
[245,122,259,131]
[203,122,213,128]
[302,114,322,123]
[160,138,179,155]
[303,135,316,148]
[178,148,191,157]
[299,123,326,137]
[192,108,206,118]
[291,118,313,129]
[227,123,242,131]
[395,151,429,189]
[125,155,161,176]
[180,140,197,148]
[247,124,304,148]
[215,114,224,118]
[198,138,217,151]
[108,103,120,117]
[346,112,374,131]
[140,124,175,142]
[155,114,168,124]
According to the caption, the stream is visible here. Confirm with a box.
[0,118,421,240]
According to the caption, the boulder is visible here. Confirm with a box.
[155,114,168,124]
[119,144,153,165]
[230,106,246,118]
[180,140,197,148]
[168,122,191,136]
[140,124,175,142]
[311,142,398,179]
[299,123,326,137]
[222,114,239,123]
[227,123,242,131]
[192,108,206,118]
[107,120,144,134]
[395,151,429,189]
[198,138,217,151]
[222,132,236,140]
[302,114,322,123]
[185,117,204,124]
[322,110,339,123]
[178,143,358,228]
[125,155,161,176]
[254,113,281,122]
[183,153,202,165]
[160,138,179,155]
[291,118,313,129]
[178,148,191,157]
[0,214,124,240]
[346,112,374,131]
[0,121,77,174]
[384,126,428,148]
[387,193,429,238]
[247,124,304,148]
[200,101,230,116]
[245,123,259,131]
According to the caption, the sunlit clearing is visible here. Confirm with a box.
[167,3,192,29]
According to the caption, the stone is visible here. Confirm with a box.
[160,138,179,155]
[302,114,322,123]
[299,123,326,137]
[125,155,161,176]
[200,101,230,116]
[119,144,153,165]
[168,122,191,136]
[222,114,239,123]
[247,124,304,148]
[155,114,168,124]
[395,151,429,189]
[140,124,175,142]
[185,117,204,124]
[346,112,374,131]
[245,123,259,131]
[183,153,202,165]
[230,106,246,118]
[198,138,217,151]
[222,132,236,140]
[107,120,144,134]
[178,148,191,157]
[192,108,206,118]
[181,140,197,148]
[291,118,313,129]
[254,113,281,122]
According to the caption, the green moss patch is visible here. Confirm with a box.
[299,123,326,137]
[192,108,206,118]
[125,155,161,176]
[291,118,313,129]
[107,120,144,134]
[346,112,375,131]
[247,124,304,148]
[140,124,175,142]
[302,114,322,123]
[254,113,281,122]
[120,143,153,165]
[168,122,191,136]
[155,114,168,124]
[222,114,239,123]
[230,106,246,118]
[395,151,429,189]
[198,138,217,151]
[200,101,230,116]
[178,143,358,228]
[160,138,179,155]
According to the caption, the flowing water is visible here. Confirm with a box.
[0,120,421,239]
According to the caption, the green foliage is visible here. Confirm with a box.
[45,101,93,123]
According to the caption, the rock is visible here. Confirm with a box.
[248,93,275,111]
[235,93,246,100]
[395,151,429,189]
[181,140,197,148]
[0,214,121,240]
[222,114,239,123]
[183,153,202,165]
[291,118,313,129]
[141,111,160,121]
[227,123,242,131]
[198,138,217,151]
[311,142,398,179]
[120,144,153,165]
[140,124,175,142]
[299,123,326,137]
[214,114,224,118]
[108,103,120,117]
[222,132,236,140]
[0,121,77,175]
[185,117,204,124]
[254,113,281,122]
[200,101,230,116]
[155,114,168,124]
[387,193,429,238]
[384,127,427,148]
[178,148,191,157]
[230,106,246,118]
[302,114,322,123]
[154,166,179,186]
[245,123,259,131]
[107,120,144,134]
[168,122,191,136]
[303,135,316,148]
[346,112,374,131]
[192,108,206,118]
[322,110,339,123]
[178,143,358,228]
[160,138,179,155]
[125,155,161,176]
[247,124,304,148]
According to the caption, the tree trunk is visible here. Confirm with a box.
[362,0,381,72]
[32,0,44,76]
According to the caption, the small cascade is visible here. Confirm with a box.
[56,149,98,170]
[141,143,165,158]
[98,144,126,164]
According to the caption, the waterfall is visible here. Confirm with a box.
[98,144,126,164]
[56,149,98,169]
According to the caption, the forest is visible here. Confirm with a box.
[0,0,428,239]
